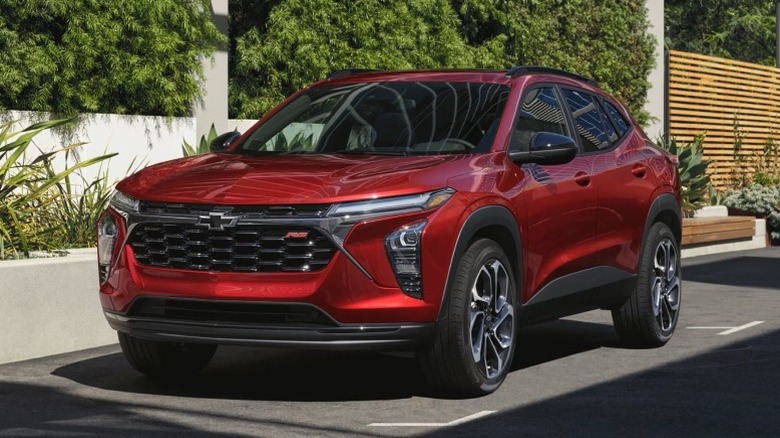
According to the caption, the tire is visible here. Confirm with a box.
[418,238,517,397]
[612,222,681,347]
[118,332,217,380]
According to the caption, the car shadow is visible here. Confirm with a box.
[683,255,780,290]
[422,328,780,437]
[53,320,620,402]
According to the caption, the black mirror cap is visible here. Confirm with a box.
[508,132,578,165]
[209,131,241,153]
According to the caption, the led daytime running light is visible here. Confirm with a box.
[110,191,139,213]
[329,188,454,218]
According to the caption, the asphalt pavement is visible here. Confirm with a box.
[1,248,778,437]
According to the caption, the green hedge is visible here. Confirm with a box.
[230,0,656,122]
[0,0,223,117]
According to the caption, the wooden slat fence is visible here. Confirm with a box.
[668,50,780,187]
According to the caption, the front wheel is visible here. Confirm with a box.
[612,222,681,347]
[418,239,517,397]
[118,332,217,380]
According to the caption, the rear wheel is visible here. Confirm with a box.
[418,239,517,397]
[612,222,681,346]
[118,332,217,380]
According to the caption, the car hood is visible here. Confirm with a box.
[116,153,469,205]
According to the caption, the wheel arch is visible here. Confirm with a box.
[641,193,682,267]
[437,205,522,320]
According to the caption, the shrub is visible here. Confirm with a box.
[40,163,114,250]
[723,184,780,244]
[182,124,218,156]
[656,134,711,217]
[0,119,114,259]
[0,0,223,116]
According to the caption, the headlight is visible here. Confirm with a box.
[97,213,119,284]
[385,220,427,299]
[110,191,139,214]
[328,188,454,219]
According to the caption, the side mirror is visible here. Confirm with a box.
[209,131,241,153]
[508,132,578,165]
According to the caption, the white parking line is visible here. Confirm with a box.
[368,410,496,427]
[686,321,764,335]
[717,321,764,335]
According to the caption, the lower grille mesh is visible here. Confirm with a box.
[127,297,337,327]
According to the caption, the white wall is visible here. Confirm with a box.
[195,0,229,140]
[4,110,196,186]
[229,119,258,134]
[644,0,666,139]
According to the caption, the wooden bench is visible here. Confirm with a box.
[681,216,756,246]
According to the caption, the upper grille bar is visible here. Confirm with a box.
[139,201,330,218]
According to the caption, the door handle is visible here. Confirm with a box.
[631,164,647,178]
[574,171,591,186]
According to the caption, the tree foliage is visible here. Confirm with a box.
[665,0,777,65]
[451,0,656,125]
[230,0,473,118]
[0,0,223,116]
[230,0,656,124]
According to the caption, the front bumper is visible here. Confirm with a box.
[104,298,435,350]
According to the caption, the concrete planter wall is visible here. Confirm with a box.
[0,249,116,364]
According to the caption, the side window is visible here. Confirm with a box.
[562,89,618,152]
[510,86,568,152]
[601,98,630,137]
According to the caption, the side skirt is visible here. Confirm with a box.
[519,266,636,325]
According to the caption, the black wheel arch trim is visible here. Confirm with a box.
[642,193,682,244]
[640,193,681,270]
[437,205,522,320]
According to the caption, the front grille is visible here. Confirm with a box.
[127,297,337,327]
[128,223,336,272]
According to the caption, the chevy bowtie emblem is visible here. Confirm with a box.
[197,211,240,231]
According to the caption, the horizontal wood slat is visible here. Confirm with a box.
[681,217,755,246]
[669,50,780,188]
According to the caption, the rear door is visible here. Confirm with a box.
[589,96,663,274]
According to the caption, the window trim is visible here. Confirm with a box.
[558,85,631,156]
[598,96,632,140]
[508,83,573,153]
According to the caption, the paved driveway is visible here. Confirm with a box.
[1,248,778,437]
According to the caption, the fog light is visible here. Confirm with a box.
[97,213,118,283]
[385,220,426,298]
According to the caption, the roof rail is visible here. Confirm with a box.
[506,66,598,86]
[327,69,381,80]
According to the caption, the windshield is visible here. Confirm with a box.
[234,82,510,156]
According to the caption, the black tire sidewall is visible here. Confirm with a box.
[638,223,681,342]
[449,238,517,394]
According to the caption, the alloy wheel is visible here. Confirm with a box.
[652,238,681,332]
[468,259,514,379]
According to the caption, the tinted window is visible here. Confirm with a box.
[510,87,568,152]
[601,99,630,137]
[562,89,618,152]
[236,82,510,155]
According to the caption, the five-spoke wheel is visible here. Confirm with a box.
[652,238,681,332]
[468,260,514,380]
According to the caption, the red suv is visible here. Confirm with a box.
[97,67,681,396]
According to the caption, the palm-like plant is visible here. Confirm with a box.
[656,133,711,217]
[0,119,115,259]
